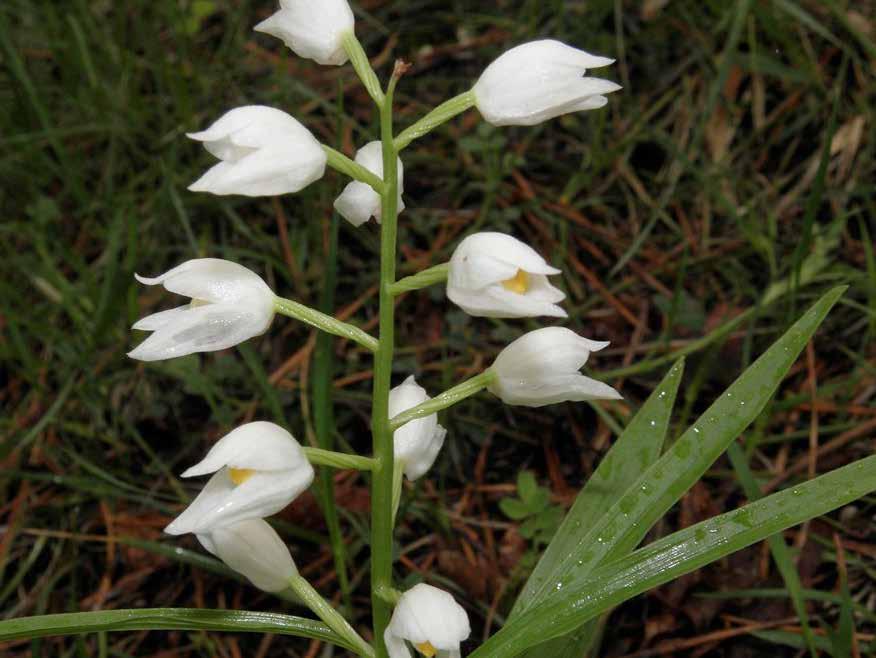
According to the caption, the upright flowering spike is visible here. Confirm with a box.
[446,232,566,318]
[254,0,355,66]
[165,422,314,535]
[473,40,621,126]
[489,327,622,407]
[384,583,471,658]
[389,376,446,481]
[334,141,405,227]
[187,106,326,196]
[197,518,297,592]
[129,259,276,361]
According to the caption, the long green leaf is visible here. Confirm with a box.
[516,286,845,613]
[513,359,685,657]
[0,608,353,650]
[471,453,876,657]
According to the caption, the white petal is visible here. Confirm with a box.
[188,144,326,197]
[200,519,297,592]
[131,304,192,331]
[165,466,313,535]
[473,40,619,126]
[182,421,309,476]
[254,0,355,66]
[388,584,470,651]
[389,377,445,480]
[187,106,316,156]
[333,141,404,226]
[127,303,274,361]
[134,258,274,304]
[334,181,380,227]
[490,373,622,407]
[384,627,412,658]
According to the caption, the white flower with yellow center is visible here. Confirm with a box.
[447,232,566,318]
[197,518,297,592]
[187,105,326,196]
[334,141,405,227]
[254,0,355,66]
[384,584,470,658]
[165,422,314,536]
[489,327,622,407]
[473,39,621,127]
[389,376,446,481]
[129,258,276,362]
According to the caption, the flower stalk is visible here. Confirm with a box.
[274,296,378,352]
[389,370,496,433]
[287,574,374,657]
[323,144,386,193]
[388,262,449,296]
[342,32,384,105]
[394,90,476,151]
[302,447,376,471]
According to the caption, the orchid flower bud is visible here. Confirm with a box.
[473,40,621,127]
[197,518,297,592]
[446,232,566,318]
[384,584,471,658]
[254,0,355,66]
[334,141,405,227]
[165,422,314,535]
[187,106,326,196]
[389,376,446,481]
[488,327,622,407]
[129,258,276,362]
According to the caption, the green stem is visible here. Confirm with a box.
[342,32,384,105]
[288,575,374,658]
[391,463,404,521]
[370,68,403,658]
[388,262,449,296]
[323,145,385,193]
[394,90,477,151]
[303,447,376,471]
[274,296,378,353]
[389,370,495,433]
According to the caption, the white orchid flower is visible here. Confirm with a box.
[473,40,621,126]
[197,518,297,592]
[446,232,566,318]
[128,258,275,362]
[254,0,355,66]
[384,584,471,658]
[165,422,314,535]
[488,327,622,407]
[334,141,405,227]
[187,106,326,196]
[389,376,446,481]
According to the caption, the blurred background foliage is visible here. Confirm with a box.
[1,0,875,656]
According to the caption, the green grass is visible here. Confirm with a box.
[2,0,874,656]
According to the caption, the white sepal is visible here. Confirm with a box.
[254,0,355,66]
[447,232,566,318]
[334,141,405,227]
[473,40,621,126]
[129,258,276,361]
[389,376,446,481]
[489,327,622,407]
[384,583,470,658]
[165,422,314,535]
[197,518,296,592]
[188,106,326,196]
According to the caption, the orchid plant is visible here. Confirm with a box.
[4,2,876,657]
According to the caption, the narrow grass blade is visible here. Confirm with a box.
[519,286,845,612]
[727,443,818,657]
[471,454,876,657]
[513,360,685,656]
[0,609,352,650]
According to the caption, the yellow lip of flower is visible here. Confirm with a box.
[500,269,530,294]
[415,641,438,657]
[228,468,256,485]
